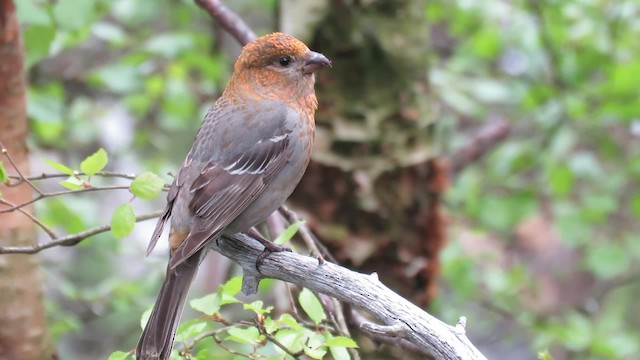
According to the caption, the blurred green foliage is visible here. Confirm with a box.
[14,0,640,359]
[431,0,640,359]
[16,0,239,358]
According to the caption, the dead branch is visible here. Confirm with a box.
[194,0,256,45]
[214,233,487,360]
[449,118,511,176]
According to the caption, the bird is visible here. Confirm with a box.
[135,32,331,360]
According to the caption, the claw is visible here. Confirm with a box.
[255,241,291,272]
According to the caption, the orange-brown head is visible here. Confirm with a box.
[225,33,331,112]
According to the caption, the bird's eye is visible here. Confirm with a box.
[278,56,291,67]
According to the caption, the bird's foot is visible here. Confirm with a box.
[256,241,291,272]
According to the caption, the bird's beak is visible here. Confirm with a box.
[303,51,331,74]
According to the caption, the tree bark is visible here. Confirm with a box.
[0,1,52,359]
[217,233,487,360]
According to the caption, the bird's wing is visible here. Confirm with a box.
[146,155,192,256]
[167,107,294,269]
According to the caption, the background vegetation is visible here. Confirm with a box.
[4,0,640,359]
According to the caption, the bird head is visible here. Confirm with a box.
[227,33,331,104]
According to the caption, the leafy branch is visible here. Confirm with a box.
[0,143,167,254]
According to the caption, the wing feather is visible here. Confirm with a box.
[168,125,291,269]
[146,154,194,255]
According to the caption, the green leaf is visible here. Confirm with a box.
[549,165,573,197]
[43,158,74,175]
[263,317,278,334]
[52,0,95,30]
[243,300,273,316]
[220,293,241,307]
[278,313,301,331]
[144,33,195,58]
[130,172,165,200]
[329,346,351,360]
[220,276,242,297]
[90,64,141,93]
[59,176,84,190]
[140,308,152,330]
[274,220,304,245]
[609,60,640,96]
[107,351,131,360]
[324,336,358,348]
[91,22,126,44]
[80,148,108,175]
[39,198,85,233]
[0,161,7,183]
[469,27,501,59]
[274,329,304,353]
[303,332,327,359]
[298,288,326,324]
[175,319,207,343]
[22,25,56,68]
[190,293,220,315]
[562,312,592,350]
[537,350,554,360]
[16,0,52,26]
[584,243,630,279]
[631,193,640,218]
[27,85,64,144]
[304,346,327,359]
[226,326,261,344]
[111,204,135,238]
[193,349,214,360]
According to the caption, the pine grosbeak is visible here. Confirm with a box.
[136,32,330,359]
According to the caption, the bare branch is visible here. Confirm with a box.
[0,185,131,214]
[348,307,432,357]
[0,198,57,239]
[279,205,335,262]
[193,0,256,45]
[215,233,488,360]
[449,118,511,176]
[1,141,42,194]
[0,210,163,254]
[8,171,138,183]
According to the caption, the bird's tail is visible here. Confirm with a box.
[136,251,202,360]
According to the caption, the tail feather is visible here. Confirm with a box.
[136,250,203,360]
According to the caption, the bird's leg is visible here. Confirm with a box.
[247,227,292,271]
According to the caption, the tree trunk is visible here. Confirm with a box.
[280,2,448,357]
[282,0,445,302]
[0,1,52,359]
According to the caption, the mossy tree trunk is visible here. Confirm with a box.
[281,0,447,310]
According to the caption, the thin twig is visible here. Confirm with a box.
[211,332,254,359]
[0,199,57,239]
[449,118,511,176]
[189,325,237,344]
[0,185,131,214]
[8,171,138,182]
[0,210,163,254]
[0,141,42,195]
[285,284,335,332]
[279,205,335,262]
[284,282,300,319]
[279,206,358,357]
[330,297,361,360]
[193,0,257,45]
[255,319,303,358]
